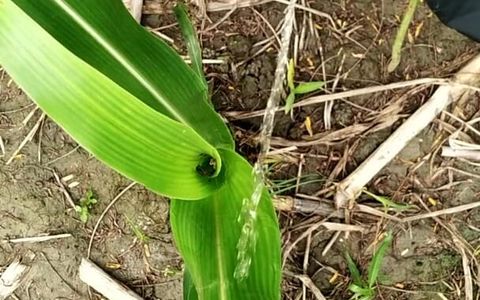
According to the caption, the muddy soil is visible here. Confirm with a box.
[1,0,480,299]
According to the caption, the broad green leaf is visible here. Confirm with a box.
[287,58,295,91]
[367,232,392,288]
[0,0,222,200]
[294,81,325,94]
[10,0,234,150]
[171,149,281,300]
[284,92,295,114]
[345,251,364,287]
[174,3,210,105]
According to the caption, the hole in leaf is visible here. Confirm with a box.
[196,154,218,178]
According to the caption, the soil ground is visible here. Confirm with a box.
[1,0,480,299]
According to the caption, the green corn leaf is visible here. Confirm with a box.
[0,0,222,200]
[10,0,234,149]
[174,3,210,105]
[2,1,282,298]
[284,92,296,114]
[183,268,199,300]
[171,149,281,300]
[367,232,393,288]
[345,251,364,287]
[294,81,325,94]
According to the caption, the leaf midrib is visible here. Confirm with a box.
[52,0,188,124]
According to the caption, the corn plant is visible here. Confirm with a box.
[0,1,281,299]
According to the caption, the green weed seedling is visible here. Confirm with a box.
[388,0,420,72]
[345,232,393,300]
[285,59,324,115]
[362,189,411,212]
[126,216,150,244]
[270,174,324,195]
[75,189,97,223]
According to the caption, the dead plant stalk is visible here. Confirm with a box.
[335,54,480,208]
[0,259,30,300]
[122,0,143,23]
[79,259,143,300]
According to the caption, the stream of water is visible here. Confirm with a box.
[234,164,263,280]
[233,0,297,281]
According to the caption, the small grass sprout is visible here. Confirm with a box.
[269,174,324,195]
[362,189,411,211]
[125,215,150,244]
[285,59,324,115]
[345,231,393,300]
